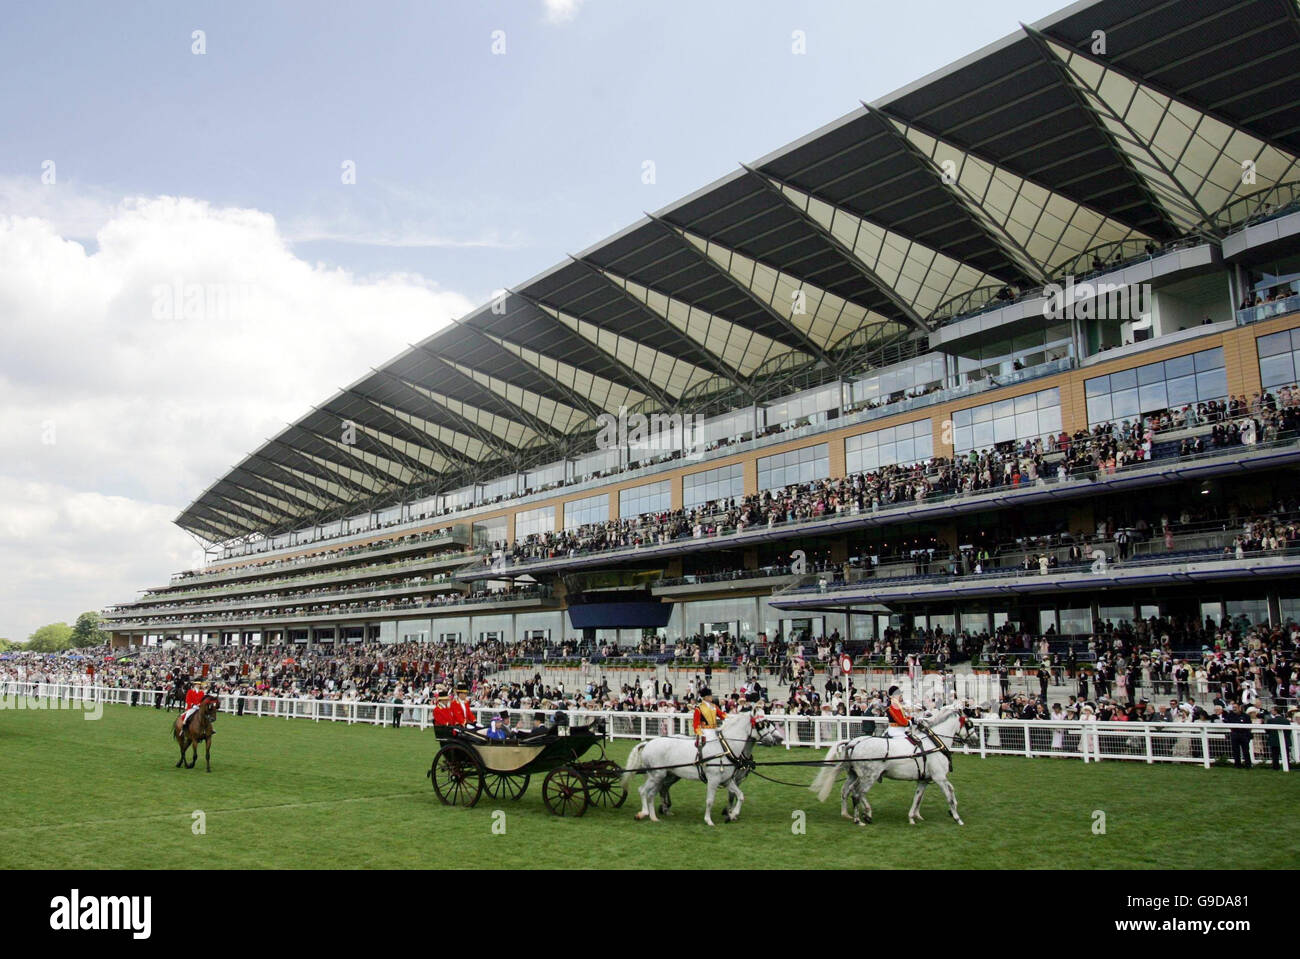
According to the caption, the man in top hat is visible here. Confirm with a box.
[432,689,453,726]
[693,686,726,765]
[886,686,910,729]
[693,686,725,736]
[448,684,478,728]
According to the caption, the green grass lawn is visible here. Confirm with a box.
[2,703,1296,869]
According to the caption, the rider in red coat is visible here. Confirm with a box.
[692,687,726,736]
[181,684,211,725]
[886,685,909,728]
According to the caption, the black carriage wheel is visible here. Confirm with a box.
[484,772,530,801]
[430,743,484,808]
[542,766,589,817]
[583,761,627,809]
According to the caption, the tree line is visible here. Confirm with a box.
[5,613,108,652]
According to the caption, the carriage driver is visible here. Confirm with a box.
[450,684,481,728]
[886,686,911,729]
[693,686,726,763]
[432,689,453,726]
[693,686,726,735]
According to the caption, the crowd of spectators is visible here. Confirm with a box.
[1239,282,1297,310]
[488,395,1300,569]
[180,527,459,584]
[5,613,1296,753]
[110,582,549,630]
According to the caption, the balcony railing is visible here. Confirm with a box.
[469,432,1300,577]
[778,544,1300,600]
[108,586,555,629]
[134,548,474,608]
[109,574,464,620]
[174,527,465,587]
[1236,293,1300,327]
[1214,179,1300,235]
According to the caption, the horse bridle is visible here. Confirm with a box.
[914,710,976,751]
[710,716,778,773]
[952,713,978,748]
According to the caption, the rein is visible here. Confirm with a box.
[624,712,972,784]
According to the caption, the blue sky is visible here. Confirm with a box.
[0,0,1070,641]
[2,0,1066,301]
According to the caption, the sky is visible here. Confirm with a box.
[0,0,1069,642]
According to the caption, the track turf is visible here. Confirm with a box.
[1,703,1296,869]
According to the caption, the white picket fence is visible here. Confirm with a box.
[3,680,1294,770]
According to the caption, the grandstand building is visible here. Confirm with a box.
[104,0,1300,655]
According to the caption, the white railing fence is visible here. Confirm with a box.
[3,681,1295,770]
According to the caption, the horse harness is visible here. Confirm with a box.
[694,720,760,781]
[870,719,954,781]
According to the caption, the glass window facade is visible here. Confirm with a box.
[952,326,1072,385]
[524,462,565,491]
[619,480,672,518]
[951,389,1062,453]
[443,487,474,511]
[845,419,933,473]
[514,505,555,539]
[700,408,756,447]
[758,444,829,489]
[480,475,518,502]
[472,516,507,547]
[572,447,620,478]
[1084,348,1227,425]
[764,384,840,428]
[1257,328,1300,390]
[683,463,744,509]
[563,493,609,530]
[850,354,945,405]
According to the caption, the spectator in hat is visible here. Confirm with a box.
[1265,705,1291,770]
[1226,701,1253,768]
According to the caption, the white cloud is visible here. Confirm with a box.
[543,0,585,23]
[0,478,195,641]
[0,186,477,642]
[0,174,119,240]
[285,221,519,249]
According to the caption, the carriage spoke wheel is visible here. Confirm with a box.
[484,772,530,801]
[430,743,484,808]
[583,761,627,809]
[542,766,589,817]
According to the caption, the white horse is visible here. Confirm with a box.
[622,712,785,826]
[810,704,975,826]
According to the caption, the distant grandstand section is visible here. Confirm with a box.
[105,0,1300,658]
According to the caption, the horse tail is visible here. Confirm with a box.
[621,742,647,789]
[810,741,846,803]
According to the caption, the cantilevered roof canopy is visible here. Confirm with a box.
[177,0,1300,543]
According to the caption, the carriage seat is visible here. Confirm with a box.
[449,726,491,746]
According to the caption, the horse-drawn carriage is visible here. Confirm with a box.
[426,721,626,816]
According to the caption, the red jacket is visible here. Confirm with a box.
[692,702,725,735]
[888,704,908,727]
[185,689,205,709]
[449,699,475,725]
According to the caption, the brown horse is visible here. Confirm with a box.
[173,695,219,772]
